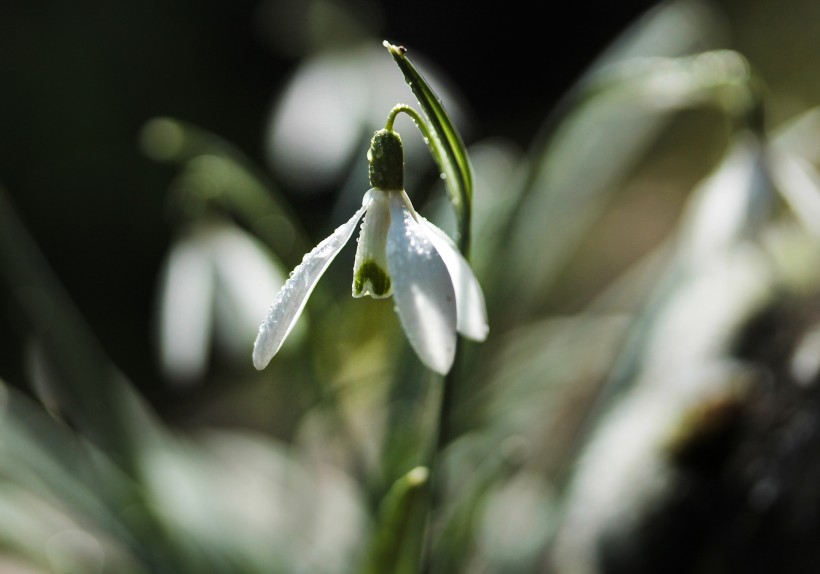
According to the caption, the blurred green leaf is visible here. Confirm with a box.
[361,466,429,574]
[0,186,163,475]
[141,117,311,268]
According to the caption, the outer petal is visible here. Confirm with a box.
[387,191,457,375]
[421,219,489,341]
[352,190,392,298]
[252,203,368,370]
[158,229,214,382]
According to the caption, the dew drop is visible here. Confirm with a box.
[439,173,447,180]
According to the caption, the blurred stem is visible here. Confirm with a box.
[362,466,430,574]
[421,355,458,574]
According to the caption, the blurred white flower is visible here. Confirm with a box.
[253,129,487,375]
[157,220,288,384]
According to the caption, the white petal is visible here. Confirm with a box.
[352,190,392,298]
[421,219,489,342]
[253,203,368,370]
[157,231,214,383]
[387,192,457,375]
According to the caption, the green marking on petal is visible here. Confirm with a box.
[354,259,392,297]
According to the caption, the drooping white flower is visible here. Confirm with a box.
[253,128,488,374]
[158,220,288,385]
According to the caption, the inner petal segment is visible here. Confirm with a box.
[352,190,393,298]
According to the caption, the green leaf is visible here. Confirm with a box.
[384,41,474,254]
[361,466,429,574]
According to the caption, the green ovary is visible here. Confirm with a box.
[354,259,392,297]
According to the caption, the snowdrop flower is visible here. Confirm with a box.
[253,128,488,374]
[158,220,289,384]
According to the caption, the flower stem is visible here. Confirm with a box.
[421,347,461,574]
[386,104,430,136]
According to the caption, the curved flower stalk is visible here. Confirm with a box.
[253,127,488,375]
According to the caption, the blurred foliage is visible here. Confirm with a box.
[2,0,820,572]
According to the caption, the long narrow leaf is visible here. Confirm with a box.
[384,41,474,253]
[362,466,429,574]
